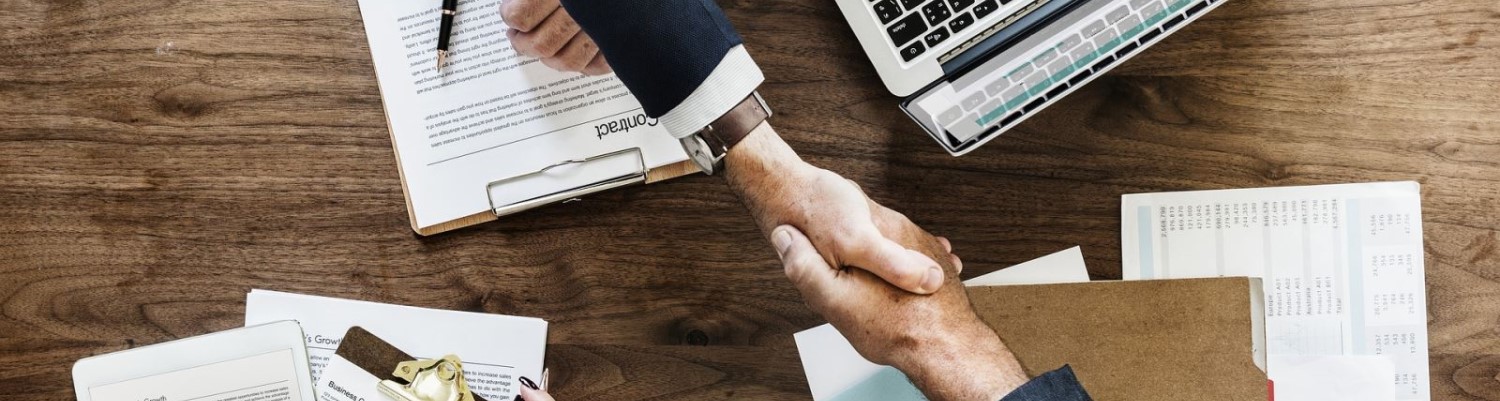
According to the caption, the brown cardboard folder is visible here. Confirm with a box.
[968,277,1268,401]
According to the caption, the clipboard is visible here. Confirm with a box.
[484,148,700,221]
[397,144,700,236]
[352,0,702,236]
[364,31,698,237]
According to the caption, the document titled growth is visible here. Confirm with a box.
[356,0,687,232]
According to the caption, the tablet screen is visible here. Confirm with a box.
[88,348,307,401]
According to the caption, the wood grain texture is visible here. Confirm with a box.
[2,0,1498,399]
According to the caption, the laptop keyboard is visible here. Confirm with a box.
[877,0,1016,61]
[920,0,1220,143]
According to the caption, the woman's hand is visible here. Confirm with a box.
[517,386,554,401]
[515,373,553,401]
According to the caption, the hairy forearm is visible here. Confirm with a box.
[898,316,1030,401]
[721,122,817,235]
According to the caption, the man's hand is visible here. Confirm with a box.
[724,123,951,294]
[774,224,1029,401]
[499,0,611,75]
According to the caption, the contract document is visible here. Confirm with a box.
[244,290,548,401]
[1122,181,1428,401]
[355,0,688,233]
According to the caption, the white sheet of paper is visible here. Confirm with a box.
[794,246,1090,401]
[355,0,686,229]
[87,349,306,401]
[795,324,885,401]
[1269,355,1395,401]
[244,290,547,401]
[74,321,316,401]
[317,355,391,401]
[1121,181,1428,401]
[964,246,1090,286]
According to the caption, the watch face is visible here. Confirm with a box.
[681,136,716,175]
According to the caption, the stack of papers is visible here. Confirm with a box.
[244,290,548,401]
[1121,181,1426,401]
[795,182,1430,401]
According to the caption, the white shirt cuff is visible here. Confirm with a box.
[657,45,765,139]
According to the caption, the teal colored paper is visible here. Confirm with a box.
[829,366,927,401]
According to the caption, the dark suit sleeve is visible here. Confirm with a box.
[560,0,764,138]
[999,365,1095,401]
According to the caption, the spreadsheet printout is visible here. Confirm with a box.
[1121,181,1428,401]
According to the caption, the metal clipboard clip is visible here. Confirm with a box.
[484,147,647,218]
[377,354,475,401]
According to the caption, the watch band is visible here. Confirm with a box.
[682,92,772,175]
[700,92,771,156]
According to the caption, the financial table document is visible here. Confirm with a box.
[1122,181,1428,401]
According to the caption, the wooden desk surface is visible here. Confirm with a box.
[2,0,1498,399]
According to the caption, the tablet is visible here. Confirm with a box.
[73,320,316,401]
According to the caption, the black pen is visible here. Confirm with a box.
[436,0,458,70]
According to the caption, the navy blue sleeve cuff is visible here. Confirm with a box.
[560,0,744,118]
[999,365,1093,401]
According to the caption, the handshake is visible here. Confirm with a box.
[720,125,1031,401]
[500,1,1029,400]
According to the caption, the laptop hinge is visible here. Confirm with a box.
[939,0,1092,76]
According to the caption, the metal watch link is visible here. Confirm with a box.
[680,92,772,175]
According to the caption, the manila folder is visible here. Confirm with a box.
[967,277,1267,401]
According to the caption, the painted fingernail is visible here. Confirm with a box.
[514,395,524,401]
[772,228,793,259]
[519,376,540,390]
[923,266,944,292]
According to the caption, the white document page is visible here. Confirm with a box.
[244,290,547,401]
[317,356,393,401]
[1269,355,1396,401]
[1121,181,1428,401]
[356,0,686,229]
[964,246,1091,286]
[794,246,1091,401]
[88,349,305,401]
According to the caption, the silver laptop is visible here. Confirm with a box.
[835,0,1229,155]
